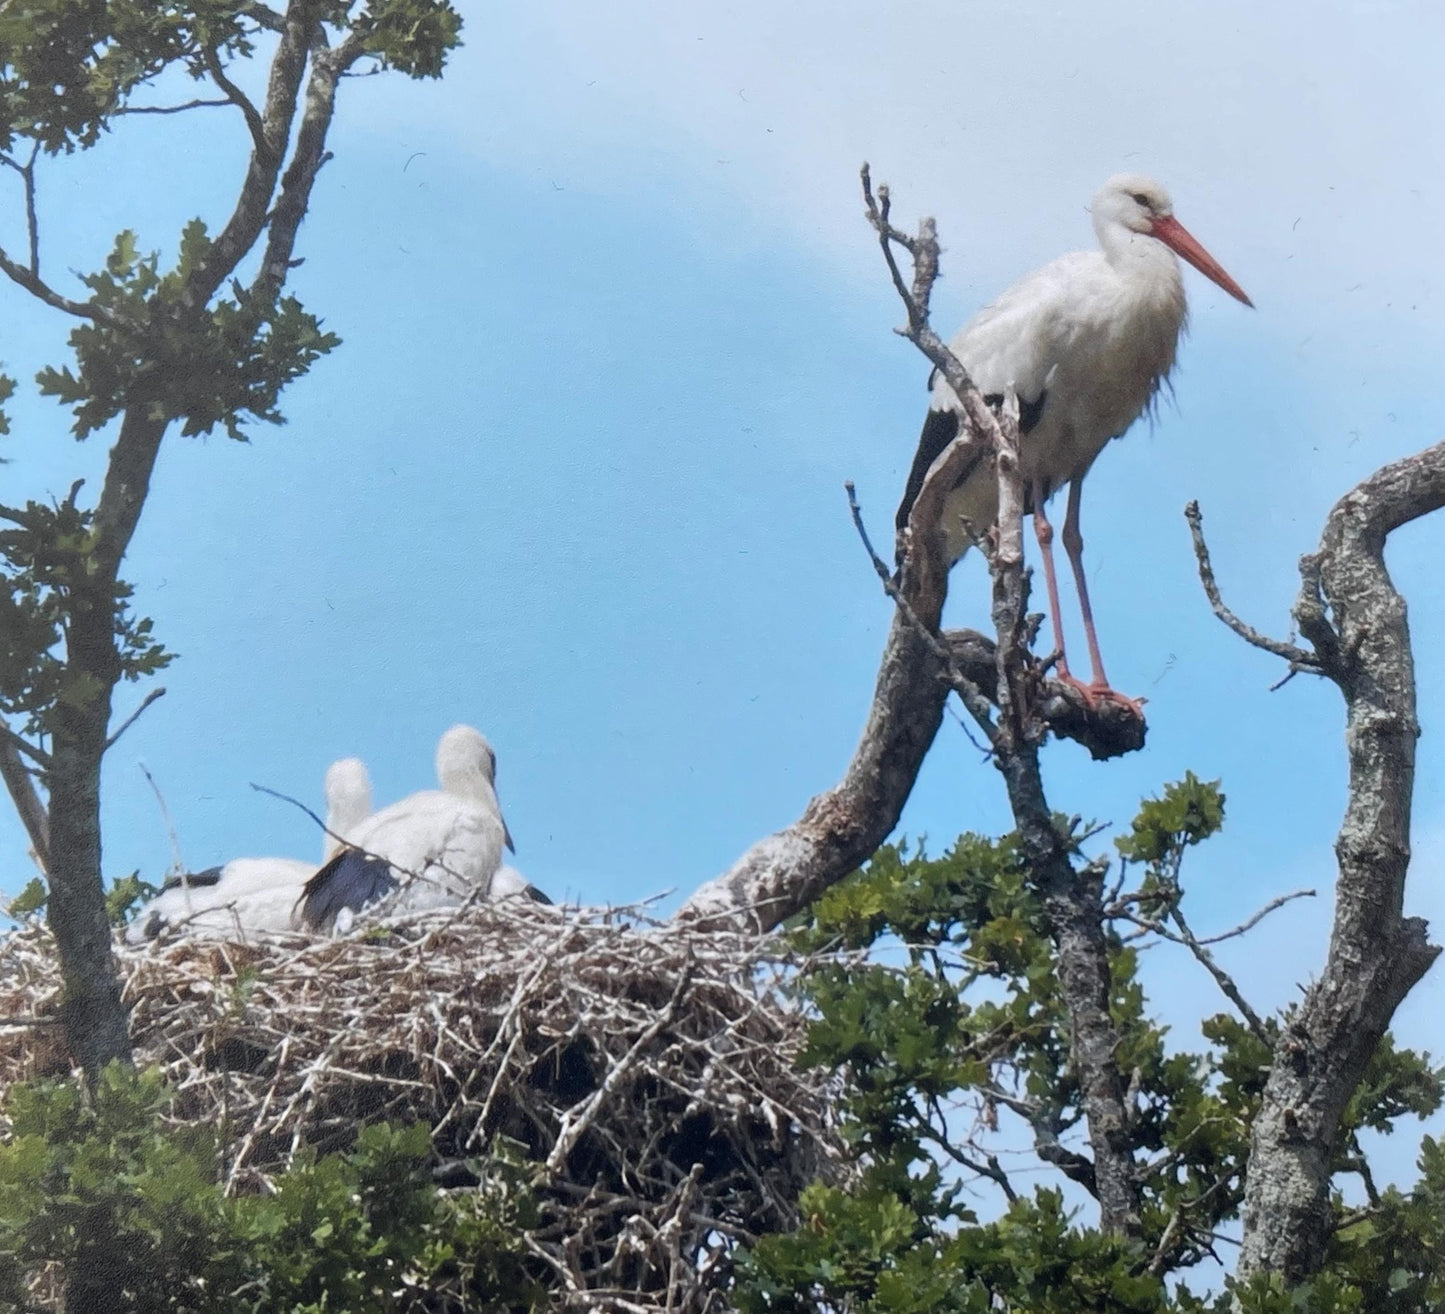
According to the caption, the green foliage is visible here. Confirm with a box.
[0,0,462,159]
[105,871,157,926]
[739,1183,1166,1314]
[0,1063,544,1312]
[36,227,341,442]
[1115,773,1225,868]
[353,0,465,78]
[0,1,254,153]
[739,777,1444,1312]
[0,490,172,736]
[1317,1136,1445,1314]
[5,876,45,919]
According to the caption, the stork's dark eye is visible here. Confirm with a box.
[1130,192,1151,207]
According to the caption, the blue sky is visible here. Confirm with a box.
[2,0,1442,1192]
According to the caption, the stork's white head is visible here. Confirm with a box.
[1092,174,1175,236]
[1092,173,1253,307]
[436,724,499,799]
[323,756,372,859]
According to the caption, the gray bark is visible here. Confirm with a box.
[1235,438,1445,1280]
[677,498,1144,935]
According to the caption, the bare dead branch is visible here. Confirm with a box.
[1239,436,1445,1282]
[1164,905,1273,1046]
[139,762,185,876]
[1185,501,1319,668]
[846,480,998,737]
[117,98,234,116]
[860,164,1005,457]
[104,686,166,751]
[1194,887,1316,944]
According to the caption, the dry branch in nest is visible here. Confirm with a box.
[0,904,844,1312]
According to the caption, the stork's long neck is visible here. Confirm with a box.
[1095,217,1185,305]
[439,762,499,808]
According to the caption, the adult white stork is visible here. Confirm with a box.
[124,755,374,943]
[296,725,549,934]
[895,173,1252,704]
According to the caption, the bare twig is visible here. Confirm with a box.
[118,98,235,116]
[1193,888,1316,944]
[139,762,185,876]
[846,480,997,736]
[1148,1174,1234,1277]
[1185,500,1319,669]
[104,687,166,751]
[860,164,1004,456]
[0,141,40,273]
[1168,904,1273,1046]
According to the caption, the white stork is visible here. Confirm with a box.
[296,724,549,934]
[895,173,1252,705]
[124,755,374,943]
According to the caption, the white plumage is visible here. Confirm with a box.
[896,174,1251,699]
[298,724,543,933]
[124,755,373,944]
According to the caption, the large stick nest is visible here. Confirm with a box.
[0,903,845,1311]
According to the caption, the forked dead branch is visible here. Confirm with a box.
[1189,441,1445,1279]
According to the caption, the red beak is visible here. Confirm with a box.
[1151,214,1254,308]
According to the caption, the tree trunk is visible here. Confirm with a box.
[44,612,130,1075]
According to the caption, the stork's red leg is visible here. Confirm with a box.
[1031,484,1073,677]
[1063,479,1144,714]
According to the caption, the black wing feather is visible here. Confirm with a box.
[895,407,962,552]
[159,865,224,894]
[296,848,398,931]
[894,388,1050,564]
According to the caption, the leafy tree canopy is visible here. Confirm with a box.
[737,778,1445,1312]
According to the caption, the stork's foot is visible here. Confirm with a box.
[1054,669,1147,719]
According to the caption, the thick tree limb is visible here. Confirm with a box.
[252,36,358,303]
[184,0,318,311]
[1235,438,1445,1282]
[0,720,49,874]
[983,392,1142,1237]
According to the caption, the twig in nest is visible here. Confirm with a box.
[139,761,185,876]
